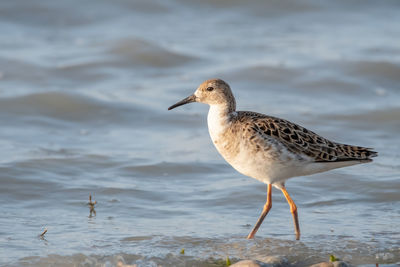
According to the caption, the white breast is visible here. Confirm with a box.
[207,106,257,176]
[207,105,232,143]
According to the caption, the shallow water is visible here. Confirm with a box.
[0,0,400,266]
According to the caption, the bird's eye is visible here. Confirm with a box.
[206,87,214,91]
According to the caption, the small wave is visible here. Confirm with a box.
[100,187,166,202]
[0,1,116,28]
[175,0,320,18]
[113,0,171,14]
[335,60,400,87]
[0,92,140,124]
[119,161,226,177]
[348,61,400,81]
[297,78,363,94]
[223,64,302,84]
[321,107,400,127]
[0,173,58,202]
[108,38,197,68]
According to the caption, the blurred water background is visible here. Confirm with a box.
[0,0,399,266]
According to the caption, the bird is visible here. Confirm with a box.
[168,78,377,240]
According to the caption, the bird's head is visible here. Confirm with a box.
[168,79,235,110]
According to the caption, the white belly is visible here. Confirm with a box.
[214,138,297,185]
[211,132,362,187]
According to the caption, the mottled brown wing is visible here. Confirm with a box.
[236,111,378,162]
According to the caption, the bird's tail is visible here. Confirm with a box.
[334,144,378,162]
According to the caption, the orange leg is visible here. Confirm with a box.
[247,184,272,239]
[281,186,300,240]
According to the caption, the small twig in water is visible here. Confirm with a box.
[88,194,97,217]
[39,228,48,238]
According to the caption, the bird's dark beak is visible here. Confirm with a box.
[168,94,197,110]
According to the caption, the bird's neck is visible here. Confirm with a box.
[207,103,236,141]
[209,102,235,116]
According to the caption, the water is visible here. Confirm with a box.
[0,0,399,266]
